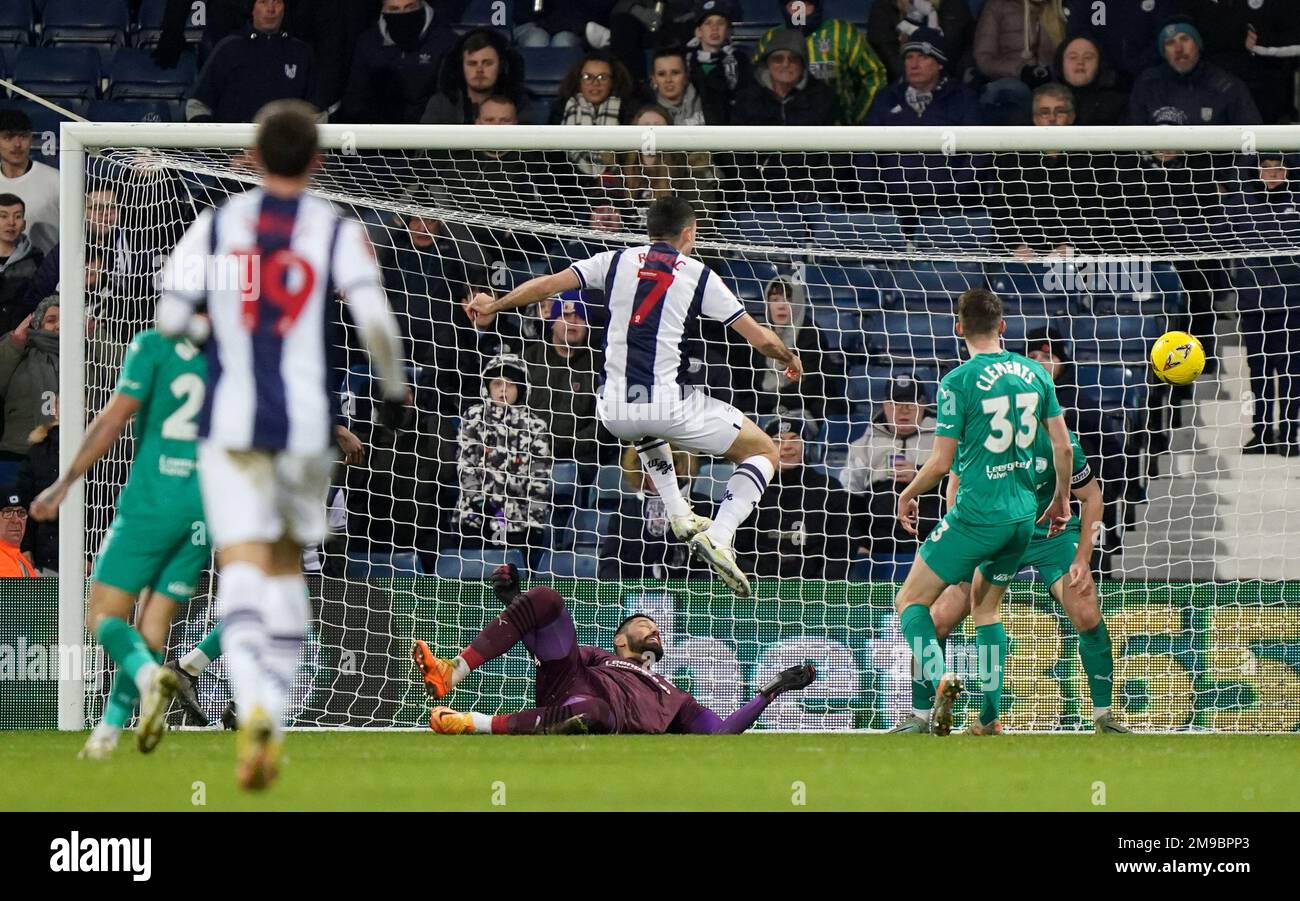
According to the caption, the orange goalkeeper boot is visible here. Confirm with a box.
[411,639,455,699]
[931,672,963,737]
[429,707,476,734]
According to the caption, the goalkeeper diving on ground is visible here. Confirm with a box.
[467,195,802,598]
[412,564,816,734]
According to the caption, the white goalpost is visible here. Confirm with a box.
[56,122,1300,732]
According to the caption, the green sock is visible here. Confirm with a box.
[976,622,1008,726]
[900,604,946,689]
[103,649,164,729]
[1078,619,1115,711]
[910,638,946,711]
[196,626,222,661]
[96,617,157,687]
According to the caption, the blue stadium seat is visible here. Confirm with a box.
[989,262,1072,317]
[434,548,527,579]
[810,305,865,357]
[107,47,194,100]
[733,0,780,39]
[551,460,579,505]
[881,260,985,311]
[539,550,599,578]
[1074,362,1134,411]
[346,552,421,580]
[133,0,205,49]
[42,0,128,47]
[0,1,32,46]
[592,463,627,508]
[1070,314,1164,364]
[13,46,101,100]
[803,263,883,309]
[822,409,874,465]
[875,311,960,362]
[517,93,552,125]
[456,0,508,29]
[1083,260,1187,316]
[809,205,908,255]
[717,258,782,305]
[720,203,810,246]
[913,209,994,253]
[518,46,582,97]
[87,98,172,122]
[570,507,608,548]
[1001,314,1054,347]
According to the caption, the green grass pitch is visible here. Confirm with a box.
[3,732,1299,811]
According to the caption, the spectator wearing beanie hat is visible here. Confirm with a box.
[1128,19,1260,125]
[686,0,752,124]
[865,26,980,125]
[869,0,974,83]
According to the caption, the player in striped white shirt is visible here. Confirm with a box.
[156,100,405,789]
[470,196,803,596]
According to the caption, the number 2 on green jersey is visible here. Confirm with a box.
[982,392,1038,453]
[162,373,205,441]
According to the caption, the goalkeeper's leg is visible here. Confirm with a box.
[162,625,221,726]
[414,587,575,699]
[1052,577,1128,733]
[430,696,616,735]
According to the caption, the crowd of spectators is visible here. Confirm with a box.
[0,0,1298,580]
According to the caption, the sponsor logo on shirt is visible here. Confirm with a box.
[985,459,1031,480]
[158,455,195,478]
[285,63,298,79]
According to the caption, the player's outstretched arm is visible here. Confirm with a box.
[897,436,956,536]
[1042,414,1073,536]
[471,269,581,317]
[730,313,802,380]
[677,664,817,734]
[30,393,140,521]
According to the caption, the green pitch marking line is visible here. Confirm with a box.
[2,732,1297,812]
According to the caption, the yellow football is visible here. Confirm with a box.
[1150,331,1206,386]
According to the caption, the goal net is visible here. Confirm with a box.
[56,123,1300,733]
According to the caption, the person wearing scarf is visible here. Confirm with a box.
[557,52,629,177]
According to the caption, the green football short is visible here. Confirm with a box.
[92,509,209,603]
[997,528,1081,591]
[919,512,1035,587]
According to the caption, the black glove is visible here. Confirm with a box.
[1020,64,1052,89]
[759,663,817,700]
[489,563,522,605]
[377,398,407,430]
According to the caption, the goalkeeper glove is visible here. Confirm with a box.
[759,663,817,700]
[489,563,523,605]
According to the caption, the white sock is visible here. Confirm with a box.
[1092,706,1110,721]
[451,655,471,687]
[133,661,160,699]
[707,455,775,547]
[91,721,121,741]
[179,646,210,677]
[470,712,494,733]
[636,440,691,519]
[262,574,311,732]
[913,707,932,721]
[216,561,271,724]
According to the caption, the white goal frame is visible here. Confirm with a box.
[55,121,1300,729]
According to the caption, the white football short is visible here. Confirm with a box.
[597,389,746,457]
[198,444,334,548]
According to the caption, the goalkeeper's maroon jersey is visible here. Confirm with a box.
[577,647,704,734]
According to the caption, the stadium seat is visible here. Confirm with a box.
[592,463,627,508]
[820,0,870,24]
[570,507,608,548]
[1070,314,1164,364]
[455,0,507,29]
[1001,314,1054,346]
[803,263,883,310]
[539,550,599,578]
[913,209,994,253]
[733,0,780,40]
[134,0,205,49]
[717,258,782,305]
[875,310,960,362]
[87,99,172,122]
[809,205,908,256]
[41,0,128,47]
[12,46,101,101]
[517,93,552,125]
[882,260,985,311]
[811,305,865,357]
[107,47,195,101]
[1075,362,1142,412]
[518,46,582,97]
[551,460,579,505]
[989,262,1072,318]
[345,552,422,581]
[433,548,526,580]
[1084,260,1187,316]
[719,203,810,247]
[0,1,32,46]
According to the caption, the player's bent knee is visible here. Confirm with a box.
[87,582,139,629]
[523,586,565,623]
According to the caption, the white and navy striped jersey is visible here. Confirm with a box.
[570,242,745,400]
[158,189,398,454]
